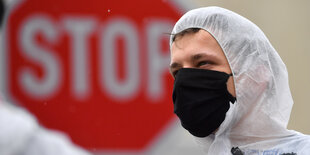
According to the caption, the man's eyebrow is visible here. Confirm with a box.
[191,53,210,62]
[170,62,181,68]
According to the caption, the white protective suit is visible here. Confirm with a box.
[0,97,91,155]
[170,6,310,155]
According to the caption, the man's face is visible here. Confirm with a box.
[170,29,236,97]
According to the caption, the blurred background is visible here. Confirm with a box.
[0,0,309,154]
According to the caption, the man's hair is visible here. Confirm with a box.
[172,28,201,42]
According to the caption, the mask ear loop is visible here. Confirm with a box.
[227,73,236,103]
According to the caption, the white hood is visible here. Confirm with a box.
[170,6,310,154]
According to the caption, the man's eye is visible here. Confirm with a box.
[197,61,208,67]
[173,70,179,78]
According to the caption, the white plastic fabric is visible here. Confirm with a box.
[0,98,91,155]
[170,6,310,154]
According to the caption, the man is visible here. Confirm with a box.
[170,6,310,154]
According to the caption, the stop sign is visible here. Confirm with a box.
[5,0,181,151]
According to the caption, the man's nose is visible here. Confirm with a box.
[183,64,194,69]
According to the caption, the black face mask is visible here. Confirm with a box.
[172,68,236,137]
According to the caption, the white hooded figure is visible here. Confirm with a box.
[0,97,91,155]
[169,6,310,155]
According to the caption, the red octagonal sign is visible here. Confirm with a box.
[5,0,181,151]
